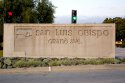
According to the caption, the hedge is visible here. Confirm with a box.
[0,57,124,69]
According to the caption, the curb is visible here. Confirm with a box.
[0,64,125,74]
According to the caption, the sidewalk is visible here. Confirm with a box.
[0,64,125,74]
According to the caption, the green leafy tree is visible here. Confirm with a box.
[12,0,36,23]
[1,0,55,24]
[37,0,55,23]
[0,1,3,42]
[103,18,114,23]
[0,0,55,43]
[103,17,125,41]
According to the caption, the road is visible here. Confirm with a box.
[0,70,125,83]
[116,47,125,58]
[0,47,125,83]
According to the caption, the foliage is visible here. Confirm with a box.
[14,58,48,68]
[2,0,55,23]
[1,57,125,69]
[0,50,3,57]
[103,17,125,41]
[27,59,41,67]
[118,58,125,63]
[0,42,3,50]
[4,58,12,65]
[0,0,55,42]
[2,64,7,69]
[0,1,3,43]
[0,42,3,47]
[100,58,115,64]
[15,60,28,68]
[121,41,125,48]
[0,62,2,68]
[48,60,61,66]
[4,0,36,23]
[37,0,55,23]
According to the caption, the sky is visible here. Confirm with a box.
[50,0,125,24]
[51,0,125,16]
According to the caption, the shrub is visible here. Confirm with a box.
[81,58,115,65]
[0,58,4,68]
[61,59,72,66]
[121,41,125,48]
[0,57,122,68]
[0,57,4,62]
[69,59,81,65]
[2,64,7,69]
[0,62,2,68]
[43,58,51,63]
[48,60,61,66]
[7,66,13,69]
[40,58,51,67]
[114,59,121,64]
[118,58,125,63]
[27,60,41,67]
[15,60,28,68]
[4,58,12,66]
[101,58,115,64]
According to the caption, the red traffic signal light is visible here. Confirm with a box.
[8,11,12,16]
[5,11,13,23]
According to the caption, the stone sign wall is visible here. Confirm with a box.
[4,24,115,58]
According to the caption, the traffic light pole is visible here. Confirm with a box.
[71,10,77,24]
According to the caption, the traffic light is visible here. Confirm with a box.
[5,0,13,23]
[72,10,77,24]
[8,11,13,16]
[6,11,13,23]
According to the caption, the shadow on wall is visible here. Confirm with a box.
[0,35,3,50]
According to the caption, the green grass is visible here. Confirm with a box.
[0,50,3,57]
